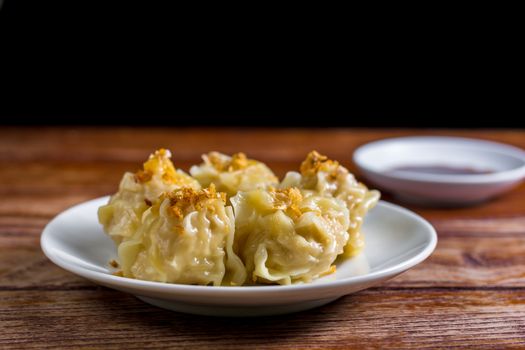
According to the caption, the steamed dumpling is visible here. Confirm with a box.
[280,151,379,257]
[118,185,246,286]
[231,187,350,285]
[190,152,278,198]
[98,149,200,244]
[98,147,379,287]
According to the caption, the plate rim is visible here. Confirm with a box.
[41,196,437,297]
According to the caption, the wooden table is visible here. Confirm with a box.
[1,127,525,349]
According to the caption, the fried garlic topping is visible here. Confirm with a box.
[269,187,303,218]
[134,148,194,186]
[300,151,340,177]
[166,184,227,219]
[207,152,254,172]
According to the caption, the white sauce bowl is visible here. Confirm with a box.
[353,136,525,206]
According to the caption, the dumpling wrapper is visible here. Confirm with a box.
[231,187,350,285]
[190,152,278,198]
[98,149,200,244]
[118,185,246,286]
[280,151,380,257]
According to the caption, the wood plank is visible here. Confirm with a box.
[1,127,524,164]
[2,233,525,289]
[385,235,525,287]
[1,289,524,349]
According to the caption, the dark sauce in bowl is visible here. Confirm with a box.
[389,165,494,175]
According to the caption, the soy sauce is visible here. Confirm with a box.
[389,165,493,175]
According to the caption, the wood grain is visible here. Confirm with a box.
[1,289,525,349]
[1,127,524,349]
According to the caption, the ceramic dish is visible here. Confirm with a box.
[41,196,437,317]
[354,136,525,206]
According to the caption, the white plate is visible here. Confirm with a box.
[354,136,525,206]
[41,196,437,317]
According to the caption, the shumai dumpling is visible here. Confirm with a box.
[98,149,200,244]
[231,187,350,285]
[117,185,247,286]
[280,151,380,257]
[190,152,278,198]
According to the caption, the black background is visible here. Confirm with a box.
[1,1,522,127]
